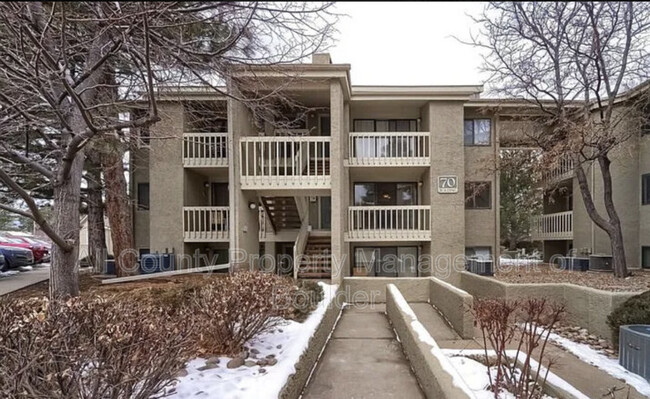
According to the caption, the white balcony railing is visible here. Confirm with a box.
[348,132,430,166]
[183,132,228,167]
[531,211,573,240]
[240,136,331,189]
[544,156,573,184]
[346,205,431,241]
[183,206,229,242]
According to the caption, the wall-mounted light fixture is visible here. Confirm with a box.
[248,202,258,210]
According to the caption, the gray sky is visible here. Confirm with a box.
[329,2,487,86]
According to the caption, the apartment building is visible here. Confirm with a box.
[129,53,649,284]
[529,90,650,268]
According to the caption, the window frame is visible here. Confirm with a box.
[352,119,418,132]
[642,173,650,205]
[352,245,420,277]
[353,182,418,206]
[136,182,150,211]
[465,181,492,209]
[464,118,492,146]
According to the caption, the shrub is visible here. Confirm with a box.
[0,296,193,399]
[291,280,325,322]
[188,271,296,355]
[471,298,566,399]
[607,290,650,345]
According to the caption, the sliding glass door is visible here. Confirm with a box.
[353,246,419,277]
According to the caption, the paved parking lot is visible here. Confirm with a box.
[0,264,50,296]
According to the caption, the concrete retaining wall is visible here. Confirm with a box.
[279,288,343,399]
[429,278,474,339]
[343,277,429,303]
[385,284,473,399]
[459,271,637,340]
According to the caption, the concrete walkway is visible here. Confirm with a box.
[302,304,424,398]
[412,302,645,399]
[0,264,50,296]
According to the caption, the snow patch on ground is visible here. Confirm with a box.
[0,270,20,277]
[171,282,338,399]
[546,331,650,396]
[444,349,588,399]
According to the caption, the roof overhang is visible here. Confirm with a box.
[351,85,483,101]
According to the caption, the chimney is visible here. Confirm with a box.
[311,53,332,64]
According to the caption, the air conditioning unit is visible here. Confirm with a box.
[620,325,650,381]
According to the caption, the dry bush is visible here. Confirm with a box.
[471,298,566,399]
[291,280,325,322]
[0,296,192,399]
[188,271,296,355]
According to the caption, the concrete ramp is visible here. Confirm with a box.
[302,304,425,398]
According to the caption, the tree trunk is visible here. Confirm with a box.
[102,142,136,277]
[574,156,628,277]
[49,116,85,298]
[86,157,107,272]
[598,155,628,277]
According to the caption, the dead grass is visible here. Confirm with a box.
[495,264,650,292]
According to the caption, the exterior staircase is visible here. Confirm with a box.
[297,235,331,279]
[306,158,330,175]
[260,197,302,231]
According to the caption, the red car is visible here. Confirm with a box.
[0,234,47,264]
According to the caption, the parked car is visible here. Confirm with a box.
[0,253,6,272]
[0,245,34,271]
[6,235,50,263]
[0,234,44,263]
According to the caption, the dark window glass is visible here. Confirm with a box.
[353,246,419,277]
[465,182,491,209]
[643,246,650,269]
[353,119,417,132]
[354,183,376,205]
[353,183,417,206]
[137,183,150,210]
[643,174,650,205]
[464,119,491,146]
[211,183,229,206]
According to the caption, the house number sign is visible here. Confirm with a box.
[438,175,458,193]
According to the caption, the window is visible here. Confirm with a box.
[137,183,150,210]
[465,247,492,261]
[464,119,491,146]
[353,182,417,206]
[643,174,650,205]
[643,246,650,269]
[465,182,491,209]
[353,246,419,277]
[353,119,418,132]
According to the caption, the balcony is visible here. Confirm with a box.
[531,211,573,240]
[183,206,229,242]
[543,156,573,185]
[240,136,331,189]
[183,133,228,167]
[348,132,430,167]
[346,205,431,241]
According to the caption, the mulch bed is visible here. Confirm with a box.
[494,264,650,292]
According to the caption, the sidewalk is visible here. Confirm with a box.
[411,302,645,399]
[302,304,425,398]
[0,264,50,296]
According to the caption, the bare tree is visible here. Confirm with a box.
[0,2,338,297]
[470,2,650,277]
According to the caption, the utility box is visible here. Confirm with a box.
[589,254,613,272]
[561,257,590,272]
[140,253,175,274]
[619,325,650,381]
